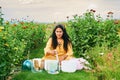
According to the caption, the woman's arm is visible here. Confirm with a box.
[44,38,56,56]
[66,43,73,56]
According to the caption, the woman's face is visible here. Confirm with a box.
[55,28,63,39]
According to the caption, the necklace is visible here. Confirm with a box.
[57,39,62,47]
[58,42,61,46]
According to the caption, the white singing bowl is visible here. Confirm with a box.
[44,60,59,71]
[61,59,77,73]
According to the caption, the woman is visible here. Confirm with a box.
[42,24,74,62]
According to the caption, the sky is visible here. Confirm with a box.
[0,0,120,23]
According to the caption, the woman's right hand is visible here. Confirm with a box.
[51,50,57,56]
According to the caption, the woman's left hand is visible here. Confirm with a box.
[59,55,68,62]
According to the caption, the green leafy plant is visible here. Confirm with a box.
[0,20,46,79]
[67,10,120,57]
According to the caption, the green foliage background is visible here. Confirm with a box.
[67,10,120,57]
[0,21,46,79]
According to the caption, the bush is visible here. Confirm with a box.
[67,10,120,57]
[0,21,46,79]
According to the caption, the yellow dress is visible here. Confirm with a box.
[42,38,74,60]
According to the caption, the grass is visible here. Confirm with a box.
[12,70,97,80]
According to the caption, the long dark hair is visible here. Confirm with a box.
[50,24,71,52]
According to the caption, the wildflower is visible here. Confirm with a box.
[0,26,4,30]
[22,26,27,29]
[107,53,113,60]
[5,21,9,25]
[107,11,113,20]
[20,21,24,25]
[86,56,90,59]
[107,15,109,17]
[108,53,112,57]
[2,37,6,40]
[90,9,96,13]
[4,32,7,35]
[53,21,56,24]
[97,20,100,22]
[108,11,113,14]
[0,26,4,32]
[73,14,78,18]
[14,47,18,51]
[4,43,9,47]
[114,20,119,24]
[13,24,17,26]
[66,16,69,19]
[99,53,104,56]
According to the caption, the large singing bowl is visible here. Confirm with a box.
[22,60,33,70]
[61,59,77,73]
